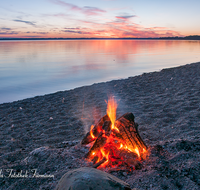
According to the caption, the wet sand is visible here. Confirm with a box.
[0,62,200,189]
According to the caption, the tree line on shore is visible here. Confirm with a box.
[0,35,200,40]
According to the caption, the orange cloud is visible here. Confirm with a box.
[73,16,181,38]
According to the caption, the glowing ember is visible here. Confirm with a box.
[82,97,148,170]
[134,147,140,158]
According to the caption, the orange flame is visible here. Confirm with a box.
[90,125,95,139]
[100,149,109,161]
[106,97,119,132]
[134,147,140,158]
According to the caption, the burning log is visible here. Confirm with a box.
[93,157,107,168]
[85,121,111,159]
[115,112,147,154]
[85,132,107,159]
[81,114,110,145]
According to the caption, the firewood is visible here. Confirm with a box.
[85,121,111,159]
[102,120,111,136]
[115,112,147,153]
[85,132,107,159]
[81,114,110,145]
[92,156,99,164]
[118,149,138,160]
[93,157,107,168]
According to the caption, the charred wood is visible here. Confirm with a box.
[81,114,110,145]
[85,128,110,159]
[115,112,147,153]
[93,157,107,168]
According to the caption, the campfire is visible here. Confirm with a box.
[81,97,148,170]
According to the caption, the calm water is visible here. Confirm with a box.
[0,40,200,104]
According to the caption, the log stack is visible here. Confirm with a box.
[81,112,147,169]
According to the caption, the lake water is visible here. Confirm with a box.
[0,40,200,104]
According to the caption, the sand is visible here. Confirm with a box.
[0,62,200,189]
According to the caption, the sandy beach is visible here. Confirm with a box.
[0,62,200,189]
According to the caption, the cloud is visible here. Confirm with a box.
[13,19,36,26]
[25,31,49,34]
[151,27,168,30]
[76,16,182,38]
[42,13,70,18]
[0,27,12,30]
[61,29,92,34]
[0,31,19,35]
[23,35,45,38]
[64,27,80,30]
[32,32,49,34]
[83,6,106,16]
[116,15,136,20]
[113,14,137,23]
[50,0,106,16]
[50,0,81,11]
[117,26,181,38]
[0,27,19,35]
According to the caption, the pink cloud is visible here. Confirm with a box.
[50,0,106,16]
[75,17,182,38]
[83,6,106,16]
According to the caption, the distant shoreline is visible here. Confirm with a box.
[0,35,200,41]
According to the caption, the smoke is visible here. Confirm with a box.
[71,81,137,135]
[79,93,130,134]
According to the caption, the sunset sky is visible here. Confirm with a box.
[0,0,200,38]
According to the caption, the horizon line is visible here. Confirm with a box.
[0,35,200,40]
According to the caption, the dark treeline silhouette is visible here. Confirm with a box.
[0,35,200,40]
[160,35,200,40]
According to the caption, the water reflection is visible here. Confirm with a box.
[0,40,200,103]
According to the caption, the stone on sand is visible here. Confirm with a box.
[55,167,132,190]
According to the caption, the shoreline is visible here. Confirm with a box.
[0,62,200,189]
[0,62,198,106]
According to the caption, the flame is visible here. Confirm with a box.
[134,147,140,157]
[100,149,109,161]
[124,144,140,157]
[106,97,119,132]
[90,125,95,139]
